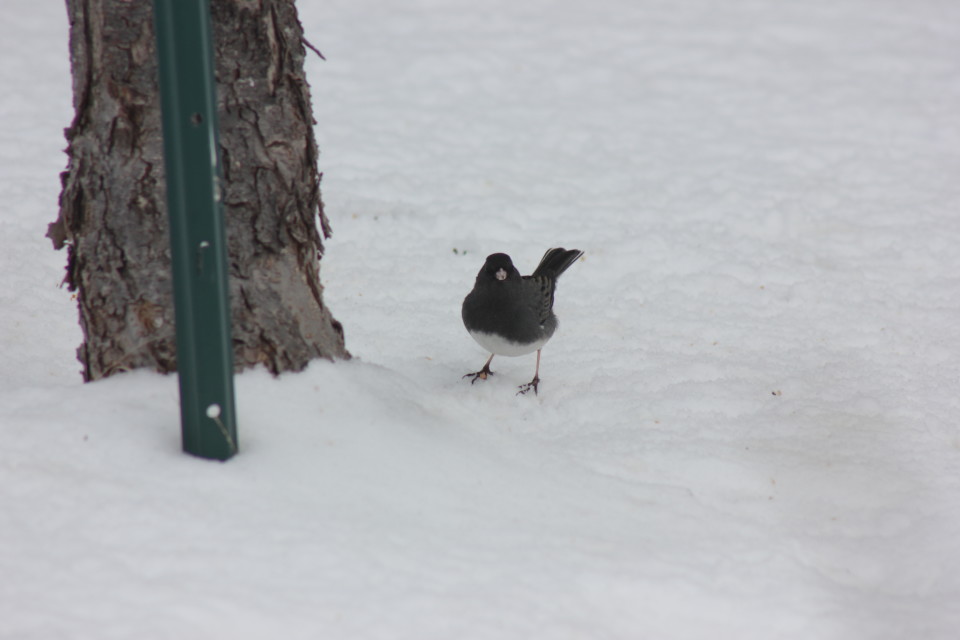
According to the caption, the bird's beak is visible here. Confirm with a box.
[495,268,507,281]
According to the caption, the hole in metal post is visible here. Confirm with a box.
[190,113,203,126]
[196,241,211,273]
[205,403,237,455]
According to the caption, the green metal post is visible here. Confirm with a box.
[153,0,238,460]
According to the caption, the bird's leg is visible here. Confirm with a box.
[517,349,542,396]
[463,354,495,385]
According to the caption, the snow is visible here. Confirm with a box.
[2,0,959,638]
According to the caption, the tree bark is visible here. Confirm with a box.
[49,0,348,381]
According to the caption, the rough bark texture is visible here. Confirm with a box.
[49,0,349,381]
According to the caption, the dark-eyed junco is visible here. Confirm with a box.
[461,248,583,395]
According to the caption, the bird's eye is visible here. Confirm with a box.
[495,268,508,281]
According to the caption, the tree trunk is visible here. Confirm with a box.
[48,0,349,381]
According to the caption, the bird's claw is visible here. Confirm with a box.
[463,369,493,385]
[516,377,540,396]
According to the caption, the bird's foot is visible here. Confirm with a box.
[517,376,540,396]
[463,366,494,385]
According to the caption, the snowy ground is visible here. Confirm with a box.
[2,0,960,638]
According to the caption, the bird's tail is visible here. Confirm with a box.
[532,248,584,279]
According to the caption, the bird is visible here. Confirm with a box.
[461,247,583,395]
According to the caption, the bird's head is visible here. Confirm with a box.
[481,253,519,283]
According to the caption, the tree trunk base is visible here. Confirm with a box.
[49,0,349,381]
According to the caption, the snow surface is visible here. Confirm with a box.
[2,0,960,638]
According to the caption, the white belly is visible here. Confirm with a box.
[468,329,549,357]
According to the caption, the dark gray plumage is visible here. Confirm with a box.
[462,248,583,395]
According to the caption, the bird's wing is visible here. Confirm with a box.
[524,275,556,326]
